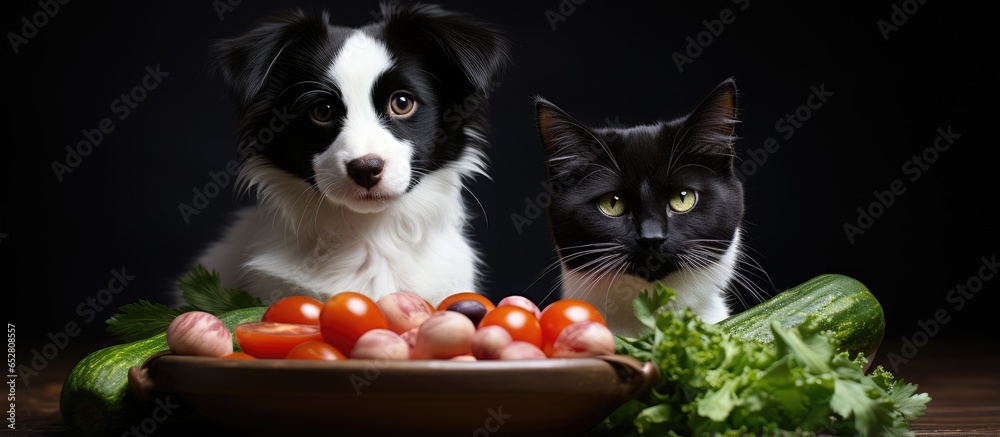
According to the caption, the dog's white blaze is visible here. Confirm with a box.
[313,31,411,205]
[191,20,495,309]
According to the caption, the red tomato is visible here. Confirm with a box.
[234,322,324,359]
[284,340,346,361]
[436,292,496,312]
[320,291,389,355]
[262,296,324,325]
[478,306,542,348]
[539,299,607,357]
[219,352,256,360]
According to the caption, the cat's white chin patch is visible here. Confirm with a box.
[559,229,742,337]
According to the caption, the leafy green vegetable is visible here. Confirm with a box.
[105,300,190,342]
[178,264,263,313]
[589,283,930,436]
[105,264,263,342]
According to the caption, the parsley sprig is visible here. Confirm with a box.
[105,264,263,342]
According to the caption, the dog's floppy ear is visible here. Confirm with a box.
[209,9,329,107]
[381,2,511,95]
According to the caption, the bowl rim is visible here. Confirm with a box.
[130,350,659,400]
[127,351,661,436]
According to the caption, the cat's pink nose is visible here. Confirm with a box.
[347,154,384,189]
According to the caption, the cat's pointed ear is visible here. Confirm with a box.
[683,77,739,156]
[535,97,598,175]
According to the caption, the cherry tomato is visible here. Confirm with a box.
[478,306,542,348]
[436,292,496,312]
[262,296,324,325]
[219,352,256,360]
[320,291,389,355]
[539,299,607,357]
[284,340,346,361]
[234,322,325,359]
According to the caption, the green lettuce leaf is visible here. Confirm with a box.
[589,282,931,436]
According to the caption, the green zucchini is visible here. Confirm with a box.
[718,274,885,359]
[60,306,266,436]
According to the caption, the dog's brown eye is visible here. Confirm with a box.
[388,92,416,118]
[310,102,336,126]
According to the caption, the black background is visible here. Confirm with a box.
[4,0,997,356]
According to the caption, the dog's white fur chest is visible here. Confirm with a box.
[197,159,479,306]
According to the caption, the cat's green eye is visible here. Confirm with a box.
[668,189,698,213]
[597,193,628,217]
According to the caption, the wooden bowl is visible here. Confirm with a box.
[133,352,659,436]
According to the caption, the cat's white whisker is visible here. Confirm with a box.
[672,163,716,174]
[532,243,624,306]
[572,253,625,304]
[568,119,622,172]
[732,252,774,306]
[666,123,700,175]
[682,235,774,311]
[548,155,577,162]
[598,256,630,314]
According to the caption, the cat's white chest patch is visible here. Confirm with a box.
[559,229,742,337]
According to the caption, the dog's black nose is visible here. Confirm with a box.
[347,155,385,189]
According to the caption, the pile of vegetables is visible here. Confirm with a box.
[60,267,269,436]
[60,265,618,435]
[589,280,931,436]
[216,289,615,361]
[60,265,931,437]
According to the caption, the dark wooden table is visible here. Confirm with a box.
[10,338,999,435]
[869,339,1000,436]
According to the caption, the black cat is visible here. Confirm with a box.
[535,78,761,336]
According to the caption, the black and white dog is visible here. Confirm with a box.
[190,3,510,306]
